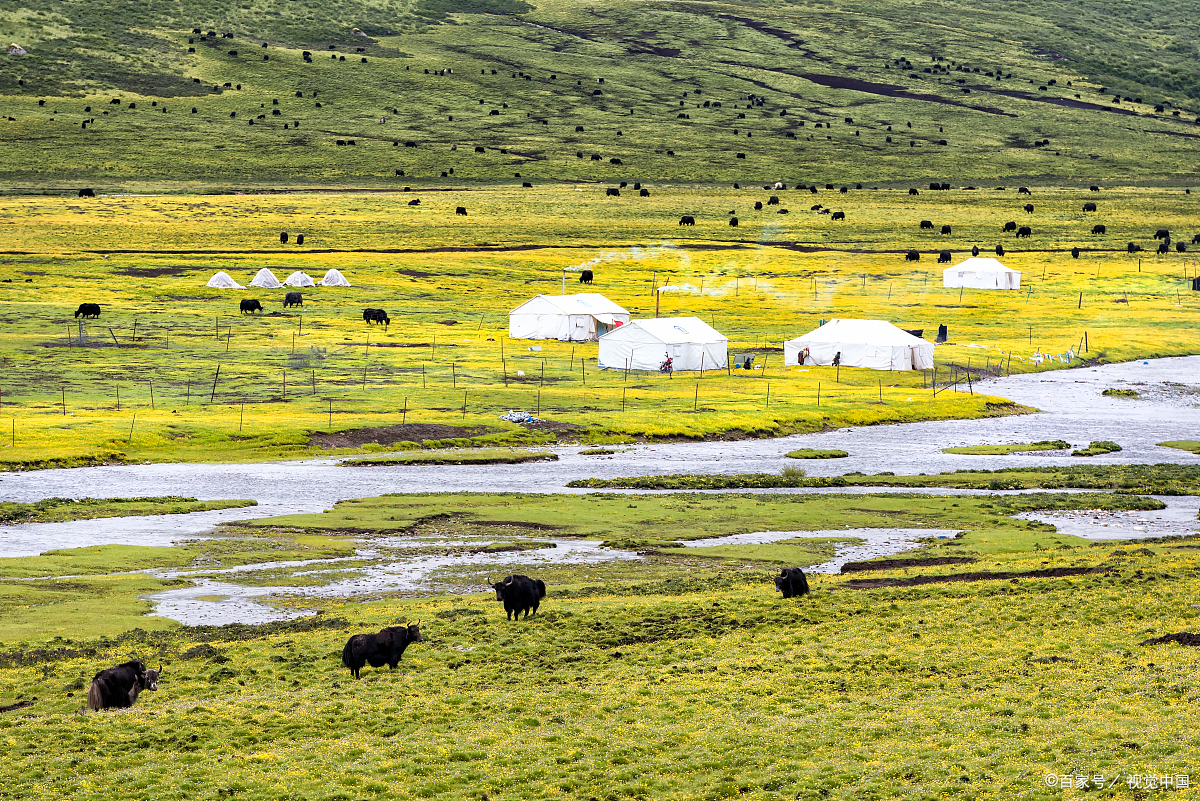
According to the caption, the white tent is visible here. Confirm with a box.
[508,293,630,341]
[282,270,315,287]
[248,268,283,288]
[206,271,244,289]
[598,316,727,372]
[320,268,351,287]
[784,319,934,371]
[942,257,1020,290]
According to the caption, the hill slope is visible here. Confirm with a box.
[1,0,1198,187]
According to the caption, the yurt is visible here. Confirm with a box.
[508,293,630,341]
[320,268,351,287]
[206,271,244,289]
[942,257,1020,290]
[282,270,315,287]
[598,316,727,372]
[248,268,283,288]
[784,319,934,371]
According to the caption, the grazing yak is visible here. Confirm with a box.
[1083,202,1097,212]
[78,188,95,198]
[408,199,420,206]
[1023,204,1034,214]
[1154,229,1170,240]
[971,245,980,256]
[938,250,952,263]
[74,303,101,319]
[678,215,695,226]
[774,567,809,599]
[297,234,305,245]
[1157,242,1170,254]
[1128,242,1143,253]
[767,196,780,206]
[1090,185,1100,191]
[908,188,919,195]
[1092,224,1107,234]
[491,574,546,620]
[940,224,952,235]
[280,231,289,244]
[639,188,650,197]
[1002,221,1017,232]
[341,623,423,679]
[87,661,161,711]
[754,201,763,210]
[240,299,263,314]
[363,308,390,327]
[284,292,303,308]
[579,269,594,284]
[905,250,920,262]
[995,244,1005,256]
[456,207,467,216]
[1018,186,1031,195]
[1192,234,1200,245]
[1016,226,1032,238]
[605,188,620,197]
[831,211,845,221]
[1072,247,1081,258]
[729,217,738,227]
[919,220,934,230]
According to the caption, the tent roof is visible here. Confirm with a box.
[787,318,926,346]
[249,268,283,288]
[602,316,727,344]
[320,268,351,287]
[510,293,629,316]
[206,271,245,289]
[944,257,1019,274]
[282,270,314,287]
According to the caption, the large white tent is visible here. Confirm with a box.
[598,316,727,372]
[942,257,1020,290]
[206,271,244,289]
[249,268,283,288]
[784,319,934,371]
[283,270,315,287]
[508,293,630,341]
[320,268,351,287]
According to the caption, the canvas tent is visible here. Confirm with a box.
[942,257,1020,290]
[508,293,630,341]
[249,268,283,288]
[283,270,315,287]
[784,319,934,371]
[598,316,727,372]
[320,268,351,287]
[206,271,244,289]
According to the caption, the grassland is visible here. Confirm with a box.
[2,0,1200,188]
[941,440,1069,455]
[1158,440,1200,454]
[785,448,849,459]
[1,186,1198,467]
[0,489,1197,800]
[0,495,255,524]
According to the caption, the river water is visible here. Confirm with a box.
[0,356,1197,623]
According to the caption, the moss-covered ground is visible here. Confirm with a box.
[0,496,255,525]
[941,440,1070,455]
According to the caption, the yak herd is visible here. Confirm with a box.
[83,566,809,708]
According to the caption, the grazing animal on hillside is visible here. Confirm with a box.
[938,250,951,263]
[1090,185,1100,191]
[1083,202,1097,212]
[296,234,305,245]
[363,308,390,327]
[767,196,780,206]
[579,269,593,284]
[1018,186,1031,195]
[74,303,101,319]
[905,250,920,262]
[774,567,809,598]
[280,231,289,244]
[491,574,546,620]
[87,661,160,711]
[940,224,952,235]
[1154,229,1170,240]
[1023,203,1034,214]
[284,292,303,308]
[831,211,845,220]
[1002,221,1017,232]
[920,220,934,230]
[729,217,738,226]
[639,188,650,197]
[408,199,420,206]
[1192,234,1200,244]
[522,182,532,188]
[341,623,423,679]
[1177,242,1187,252]
[679,215,695,226]
[754,201,763,210]
[971,245,980,256]
[1016,226,1032,238]
[995,244,1005,256]
[1157,241,1170,254]
[240,299,263,314]
[456,206,467,216]
[78,188,95,198]
[605,188,620,197]
[1128,242,1142,253]
[909,188,919,195]
[1092,224,1107,234]
[1072,247,1080,259]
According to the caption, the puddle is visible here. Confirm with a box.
[679,528,961,573]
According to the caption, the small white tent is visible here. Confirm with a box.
[508,294,630,341]
[784,319,934,371]
[282,270,315,287]
[598,316,727,372]
[206,271,244,289]
[320,268,351,287]
[943,257,1020,290]
[249,268,283,288]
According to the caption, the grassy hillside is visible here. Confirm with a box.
[1,0,1198,187]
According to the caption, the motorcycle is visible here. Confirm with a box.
[658,356,673,374]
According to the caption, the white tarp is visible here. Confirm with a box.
[598,316,727,371]
[283,271,315,287]
[320,268,351,287]
[784,319,934,371]
[942,257,1021,290]
[249,268,283,288]
[206,271,244,289]
[509,293,630,341]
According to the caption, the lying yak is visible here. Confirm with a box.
[87,660,161,711]
[774,567,810,599]
[341,623,423,679]
[491,574,546,620]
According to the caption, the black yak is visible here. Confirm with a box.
[491,574,545,620]
[87,661,160,711]
[74,303,101,319]
[774,567,809,598]
[341,623,423,679]
[240,299,263,314]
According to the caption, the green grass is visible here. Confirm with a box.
[1072,440,1123,456]
[785,448,849,459]
[1157,440,1200,454]
[341,448,557,466]
[1101,387,1140,397]
[0,544,197,579]
[671,536,847,566]
[0,496,256,524]
[941,440,1070,455]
